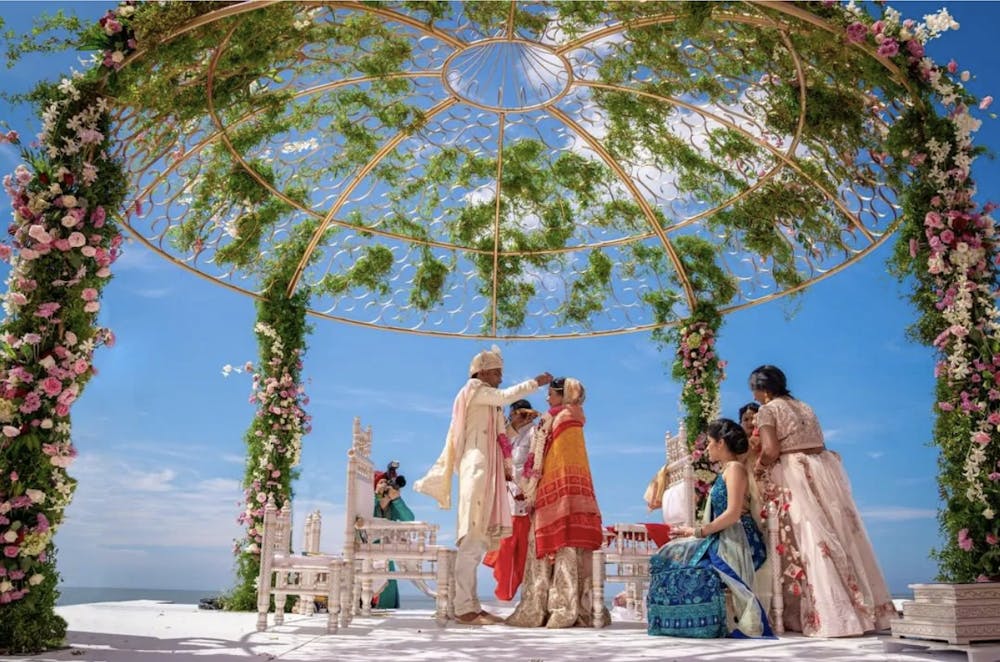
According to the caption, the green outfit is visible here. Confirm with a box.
[372,495,415,609]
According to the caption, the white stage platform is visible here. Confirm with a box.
[1,600,978,662]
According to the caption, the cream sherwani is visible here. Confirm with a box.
[416,377,540,614]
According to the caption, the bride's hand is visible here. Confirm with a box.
[672,526,694,538]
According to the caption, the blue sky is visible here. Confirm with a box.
[0,2,998,597]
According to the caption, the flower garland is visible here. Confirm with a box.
[833,2,999,582]
[0,10,135,653]
[226,311,311,609]
[671,306,725,515]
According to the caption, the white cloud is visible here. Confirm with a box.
[860,506,937,522]
[131,287,172,298]
[867,451,885,460]
[318,385,452,417]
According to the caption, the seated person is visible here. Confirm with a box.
[646,419,771,639]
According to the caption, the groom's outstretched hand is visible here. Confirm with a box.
[535,372,553,386]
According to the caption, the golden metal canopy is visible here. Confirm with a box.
[116,1,909,338]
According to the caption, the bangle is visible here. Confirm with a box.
[694,526,703,538]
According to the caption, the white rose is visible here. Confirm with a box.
[111,51,125,64]
[118,5,135,17]
[39,356,55,370]
[28,573,44,586]
[60,195,78,208]
[39,419,53,430]
[0,580,12,593]
[2,530,17,543]
[25,489,46,504]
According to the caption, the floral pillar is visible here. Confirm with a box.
[905,95,1000,582]
[672,303,726,513]
[0,90,125,653]
[226,274,311,610]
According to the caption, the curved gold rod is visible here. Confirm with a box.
[506,0,517,39]
[124,71,658,260]
[286,97,460,297]
[747,1,915,99]
[577,81,878,244]
[491,112,507,336]
[336,1,467,49]
[127,71,435,224]
[544,105,697,310]
[556,6,913,97]
[301,214,899,340]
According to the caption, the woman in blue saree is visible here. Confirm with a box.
[647,418,772,638]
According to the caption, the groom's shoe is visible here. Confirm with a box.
[456,611,491,625]
[478,610,505,624]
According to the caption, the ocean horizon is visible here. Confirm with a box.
[57,585,917,608]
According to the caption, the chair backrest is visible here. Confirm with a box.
[661,423,696,527]
[262,498,293,556]
[303,510,322,555]
[344,417,378,552]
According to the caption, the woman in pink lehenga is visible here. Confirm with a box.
[750,365,895,637]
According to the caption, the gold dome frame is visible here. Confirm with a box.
[115,1,914,339]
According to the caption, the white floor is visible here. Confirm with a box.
[1,601,978,662]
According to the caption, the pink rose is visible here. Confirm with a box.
[3,546,18,558]
[845,22,868,43]
[981,96,994,111]
[83,301,100,313]
[81,288,99,301]
[957,528,974,551]
[41,377,62,397]
[876,39,899,58]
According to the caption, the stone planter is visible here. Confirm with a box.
[890,582,1000,645]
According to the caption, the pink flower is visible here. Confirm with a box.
[3,546,18,558]
[974,431,991,445]
[981,96,994,110]
[987,533,998,545]
[876,39,899,58]
[83,301,100,313]
[81,288,99,301]
[34,302,60,319]
[957,528,974,551]
[937,401,955,412]
[2,426,19,438]
[41,377,62,397]
[845,22,868,43]
[948,59,958,74]
[906,40,924,58]
[9,472,17,481]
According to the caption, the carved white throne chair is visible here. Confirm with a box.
[341,417,455,627]
[255,499,344,633]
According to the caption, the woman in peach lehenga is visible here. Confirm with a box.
[506,378,609,628]
[750,365,895,637]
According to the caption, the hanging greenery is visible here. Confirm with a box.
[0,0,996,652]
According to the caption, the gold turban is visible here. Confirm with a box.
[469,345,503,377]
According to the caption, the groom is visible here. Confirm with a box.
[415,346,551,625]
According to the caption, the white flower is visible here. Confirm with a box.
[25,489,46,504]
[28,573,44,586]
[985,508,995,520]
[0,580,12,593]
[2,530,16,543]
